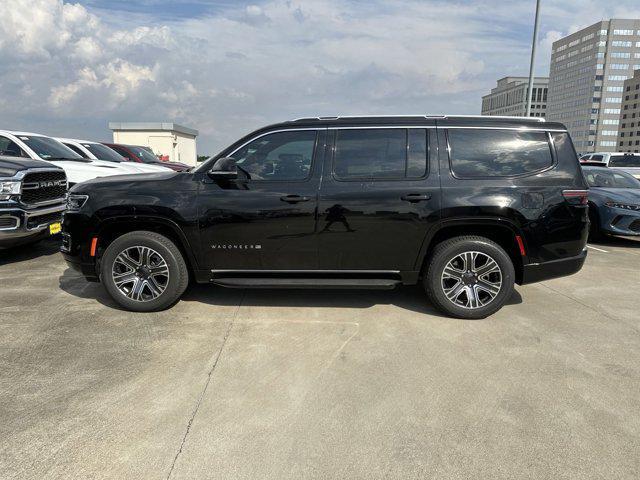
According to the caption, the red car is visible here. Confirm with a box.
[102,143,190,171]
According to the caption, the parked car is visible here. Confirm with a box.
[0,131,140,186]
[56,138,171,174]
[579,152,640,179]
[62,115,589,319]
[102,143,190,171]
[0,155,67,249]
[582,165,640,238]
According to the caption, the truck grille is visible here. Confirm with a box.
[26,211,63,230]
[21,170,67,205]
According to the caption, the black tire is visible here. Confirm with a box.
[101,231,189,312]
[424,236,515,319]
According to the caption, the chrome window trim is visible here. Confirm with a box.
[327,126,436,130]
[443,126,567,132]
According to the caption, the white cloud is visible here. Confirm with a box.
[0,0,639,152]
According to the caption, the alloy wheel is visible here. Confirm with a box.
[111,245,170,302]
[440,251,502,309]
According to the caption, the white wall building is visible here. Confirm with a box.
[108,122,199,166]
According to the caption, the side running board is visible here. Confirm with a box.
[211,277,401,290]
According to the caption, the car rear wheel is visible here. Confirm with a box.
[424,236,515,319]
[101,231,188,312]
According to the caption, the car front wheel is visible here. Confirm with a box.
[101,231,189,312]
[424,236,515,319]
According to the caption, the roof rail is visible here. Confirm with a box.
[291,114,546,123]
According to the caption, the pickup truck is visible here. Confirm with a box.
[55,138,172,174]
[0,130,144,186]
[0,156,67,249]
[580,152,640,179]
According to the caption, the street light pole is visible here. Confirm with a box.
[525,0,541,117]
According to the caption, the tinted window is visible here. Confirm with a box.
[583,168,640,188]
[448,129,553,177]
[83,143,127,162]
[19,136,83,161]
[334,129,427,180]
[63,143,89,158]
[231,130,317,181]
[109,145,133,160]
[0,136,27,157]
[591,155,604,161]
[130,147,161,164]
[609,155,640,167]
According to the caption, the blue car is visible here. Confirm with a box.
[582,166,640,238]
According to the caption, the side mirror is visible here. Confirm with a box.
[208,157,238,180]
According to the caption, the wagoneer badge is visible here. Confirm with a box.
[211,244,262,250]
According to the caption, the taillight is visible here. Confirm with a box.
[562,190,588,205]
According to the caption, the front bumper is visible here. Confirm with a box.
[600,206,640,236]
[60,211,100,281]
[521,249,587,285]
[0,204,65,249]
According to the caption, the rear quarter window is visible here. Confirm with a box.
[447,129,553,178]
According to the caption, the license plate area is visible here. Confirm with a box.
[49,222,62,235]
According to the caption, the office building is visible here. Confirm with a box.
[617,69,640,153]
[481,76,549,117]
[546,19,640,153]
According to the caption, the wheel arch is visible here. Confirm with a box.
[94,215,199,280]
[416,218,527,285]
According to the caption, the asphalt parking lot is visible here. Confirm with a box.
[1,237,639,479]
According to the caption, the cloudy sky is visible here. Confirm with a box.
[2,0,640,154]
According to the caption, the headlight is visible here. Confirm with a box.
[0,180,21,200]
[67,194,89,210]
[604,202,640,211]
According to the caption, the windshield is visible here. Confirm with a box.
[83,143,127,163]
[609,155,640,168]
[583,168,640,188]
[131,147,161,164]
[19,135,86,161]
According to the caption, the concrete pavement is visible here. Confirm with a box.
[1,237,639,479]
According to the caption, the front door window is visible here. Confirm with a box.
[231,130,317,181]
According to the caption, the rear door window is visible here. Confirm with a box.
[447,129,553,178]
[333,128,428,180]
[609,155,640,167]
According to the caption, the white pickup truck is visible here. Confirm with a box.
[55,138,171,174]
[0,130,147,185]
[580,152,640,179]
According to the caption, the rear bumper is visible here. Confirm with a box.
[521,249,587,285]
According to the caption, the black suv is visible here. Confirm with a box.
[61,116,588,318]
[0,156,67,249]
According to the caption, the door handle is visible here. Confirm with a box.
[401,193,432,203]
[280,194,310,203]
